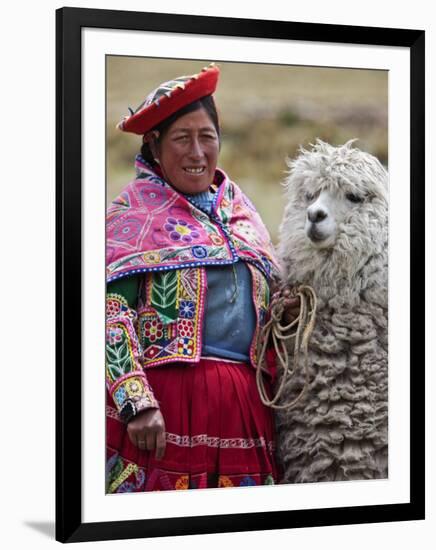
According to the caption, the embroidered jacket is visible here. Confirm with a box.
[106,157,279,422]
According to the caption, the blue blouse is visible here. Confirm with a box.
[187,189,256,362]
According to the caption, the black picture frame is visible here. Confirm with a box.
[56,6,425,543]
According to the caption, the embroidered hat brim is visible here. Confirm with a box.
[117,63,220,135]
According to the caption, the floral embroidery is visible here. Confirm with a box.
[209,233,225,246]
[125,378,144,398]
[264,475,274,485]
[178,319,194,338]
[138,268,204,366]
[106,162,281,282]
[106,324,135,381]
[142,251,161,264]
[218,476,234,488]
[106,295,124,318]
[175,475,189,490]
[143,319,164,342]
[139,184,169,206]
[106,447,275,493]
[113,386,127,407]
[235,220,259,244]
[178,337,194,356]
[113,217,142,242]
[240,476,256,486]
[108,263,269,375]
[118,481,136,492]
[107,326,123,346]
[221,198,231,208]
[179,300,195,318]
[106,294,136,321]
[164,217,200,243]
[192,245,208,259]
[136,468,146,489]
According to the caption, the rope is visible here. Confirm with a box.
[256,284,317,410]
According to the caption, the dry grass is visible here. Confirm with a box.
[107,57,387,242]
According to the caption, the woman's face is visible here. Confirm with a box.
[155,108,220,195]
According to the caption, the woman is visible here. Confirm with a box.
[106,64,289,492]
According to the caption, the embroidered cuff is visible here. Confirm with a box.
[112,375,159,423]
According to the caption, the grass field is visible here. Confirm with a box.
[107,57,388,243]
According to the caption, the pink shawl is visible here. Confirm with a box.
[106,157,279,282]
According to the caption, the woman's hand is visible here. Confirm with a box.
[127,407,166,460]
[272,287,301,326]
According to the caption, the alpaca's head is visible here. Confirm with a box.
[278,140,388,298]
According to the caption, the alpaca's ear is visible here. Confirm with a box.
[343,138,359,149]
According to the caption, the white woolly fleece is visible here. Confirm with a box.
[275,140,389,483]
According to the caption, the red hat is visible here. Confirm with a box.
[117,63,220,135]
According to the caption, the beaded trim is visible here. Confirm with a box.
[106,406,275,451]
[166,432,275,452]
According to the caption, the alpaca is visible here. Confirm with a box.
[275,139,388,483]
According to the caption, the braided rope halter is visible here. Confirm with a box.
[256,285,317,410]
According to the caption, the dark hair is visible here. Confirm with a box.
[140,95,220,165]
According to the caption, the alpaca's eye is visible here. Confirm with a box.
[346,193,363,203]
[305,191,315,202]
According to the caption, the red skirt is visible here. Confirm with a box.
[106,357,280,492]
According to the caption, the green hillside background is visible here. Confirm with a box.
[107,57,388,243]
